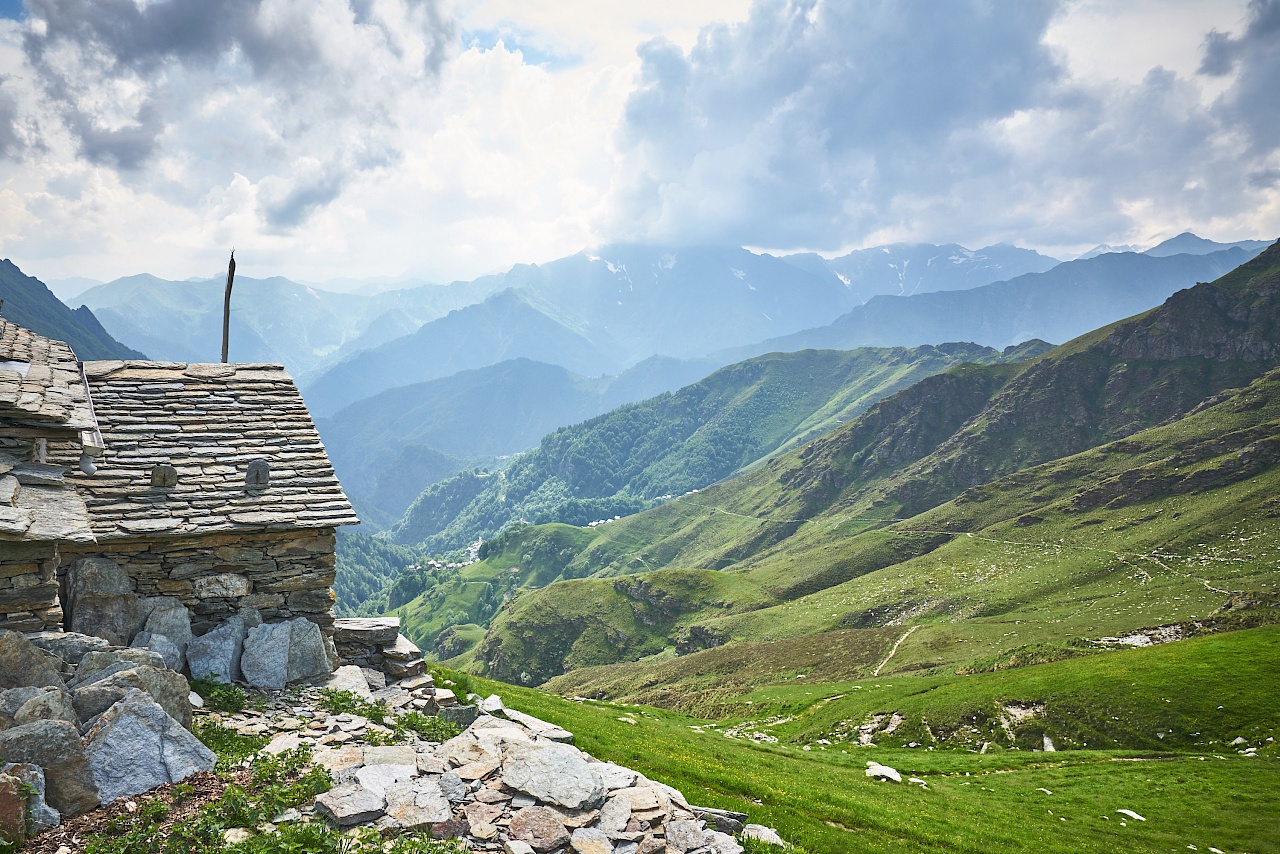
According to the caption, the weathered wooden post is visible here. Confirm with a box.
[221,249,236,363]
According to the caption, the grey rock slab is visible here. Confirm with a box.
[599,762,640,791]
[416,753,448,775]
[66,558,141,646]
[597,791,633,834]
[504,842,536,854]
[2,763,59,833]
[186,616,247,683]
[324,665,372,697]
[438,732,503,767]
[0,630,65,689]
[570,827,615,854]
[354,763,416,795]
[438,770,468,803]
[666,820,707,853]
[383,777,451,830]
[131,631,183,671]
[0,720,98,816]
[706,830,745,854]
[141,597,192,658]
[241,618,332,689]
[742,825,786,845]
[15,688,77,726]
[83,689,215,804]
[25,631,109,666]
[364,746,419,767]
[865,761,901,782]
[503,707,574,743]
[72,665,193,730]
[314,782,386,827]
[479,694,505,714]
[440,704,479,730]
[71,649,167,687]
[239,621,290,688]
[508,805,571,852]
[502,742,606,810]
[0,686,47,717]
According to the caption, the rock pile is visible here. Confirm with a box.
[202,673,785,853]
[0,629,214,843]
[333,617,425,679]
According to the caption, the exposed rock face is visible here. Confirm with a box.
[65,557,141,646]
[0,720,99,816]
[502,742,606,810]
[0,629,65,689]
[314,783,387,827]
[240,617,334,688]
[72,663,193,729]
[3,763,59,833]
[131,630,183,671]
[187,614,248,683]
[509,805,571,852]
[26,631,109,665]
[83,689,215,804]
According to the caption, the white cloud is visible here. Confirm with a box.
[601,0,1280,256]
[0,0,1274,284]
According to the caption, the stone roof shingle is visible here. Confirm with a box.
[0,318,96,431]
[61,360,359,540]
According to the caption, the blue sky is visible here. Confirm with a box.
[0,0,1275,284]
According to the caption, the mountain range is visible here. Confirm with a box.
[381,341,1051,558]
[318,354,722,527]
[366,240,1280,688]
[0,259,143,360]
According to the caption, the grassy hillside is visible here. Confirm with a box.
[0,259,144,359]
[461,242,1280,682]
[477,364,1280,684]
[444,626,1280,854]
[318,355,721,527]
[388,342,1047,553]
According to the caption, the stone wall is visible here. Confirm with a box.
[57,528,337,636]
[0,541,63,633]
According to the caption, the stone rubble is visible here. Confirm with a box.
[0,627,215,827]
[200,669,783,853]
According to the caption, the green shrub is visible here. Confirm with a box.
[189,676,249,713]
[316,688,388,724]
[194,719,268,771]
[394,710,462,743]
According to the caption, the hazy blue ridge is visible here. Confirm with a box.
[383,341,1049,553]
[717,247,1262,363]
[0,259,145,360]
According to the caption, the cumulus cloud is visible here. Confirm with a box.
[12,0,455,223]
[603,0,1280,252]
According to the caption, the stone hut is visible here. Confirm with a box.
[0,318,359,683]
[0,318,99,633]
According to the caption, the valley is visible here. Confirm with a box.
[19,233,1280,854]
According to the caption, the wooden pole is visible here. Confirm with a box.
[221,249,236,363]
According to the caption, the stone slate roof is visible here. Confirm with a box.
[61,361,359,540]
[0,319,97,543]
[0,317,96,432]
